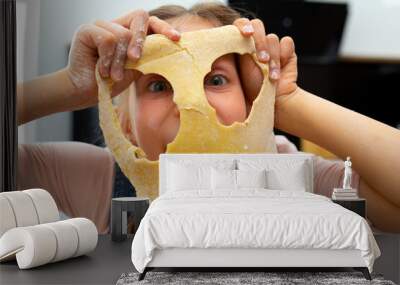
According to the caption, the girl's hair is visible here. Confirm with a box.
[148,2,255,26]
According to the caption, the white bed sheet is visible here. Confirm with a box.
[131,190,380,273]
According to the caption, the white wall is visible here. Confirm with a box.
[16,0,41,144]
[310,0,400,60]
[342,0,400,59]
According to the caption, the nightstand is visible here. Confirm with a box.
[111,197,150,242]
[332,198,366,218]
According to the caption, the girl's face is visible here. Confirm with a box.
[129,15,247,161]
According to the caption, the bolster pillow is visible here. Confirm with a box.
[0,218,98,269]
[0,189,59,237]
[0,189,98,269]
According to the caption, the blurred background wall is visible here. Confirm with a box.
[16,0,400,144]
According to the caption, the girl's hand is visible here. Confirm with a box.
[233,18,298,108]
[66,10,181,110]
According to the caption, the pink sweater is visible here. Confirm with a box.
[17,136,360,234]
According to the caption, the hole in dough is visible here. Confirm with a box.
[127,71,180,161]
[203,53,263,126]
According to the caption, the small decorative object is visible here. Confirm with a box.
[111,197,150,242]
[332,156,359,200]
[343,156,352,189]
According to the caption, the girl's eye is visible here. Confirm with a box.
[205,74,228,86]
[147,80,172,92]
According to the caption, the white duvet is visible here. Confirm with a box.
[131,190,380,273]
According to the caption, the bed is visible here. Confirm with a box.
[131,153,380,281]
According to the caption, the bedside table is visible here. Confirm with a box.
[111,197,150,242]
[332,198,366,218]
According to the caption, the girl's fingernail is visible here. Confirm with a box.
[130,46,141,59]
[242,24,254,33]
[172,29,181,38]
[271,68,280,80]
[258,50,269,61]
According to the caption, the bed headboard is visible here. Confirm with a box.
[159,153,314,195]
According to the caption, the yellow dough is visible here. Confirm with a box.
[96,25,277,200]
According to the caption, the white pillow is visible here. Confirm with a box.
[266,167,306,191]
[167,159,236,192]
[236,169,267,189]
[238,159,308,191]
[211,168,236,190]
[167,162,211,191]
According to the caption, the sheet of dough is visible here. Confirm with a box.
[97,25,277,200]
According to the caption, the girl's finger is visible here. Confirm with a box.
[112,10,150,61]
[148,16,181,41]
[238,54,263,103]
[250,19,269,63]
[95,20,132,82]
[127,11,149,61]
[233,18,254,36]
[78,24,117,78]
[113,12,179,61]
[280,36,295,67]
[266,33,281,80]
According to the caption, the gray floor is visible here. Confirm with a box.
[1,234,398,285]
[0,235,134,285]
[373,231,400,284]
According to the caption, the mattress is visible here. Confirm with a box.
[131,190,380,273]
